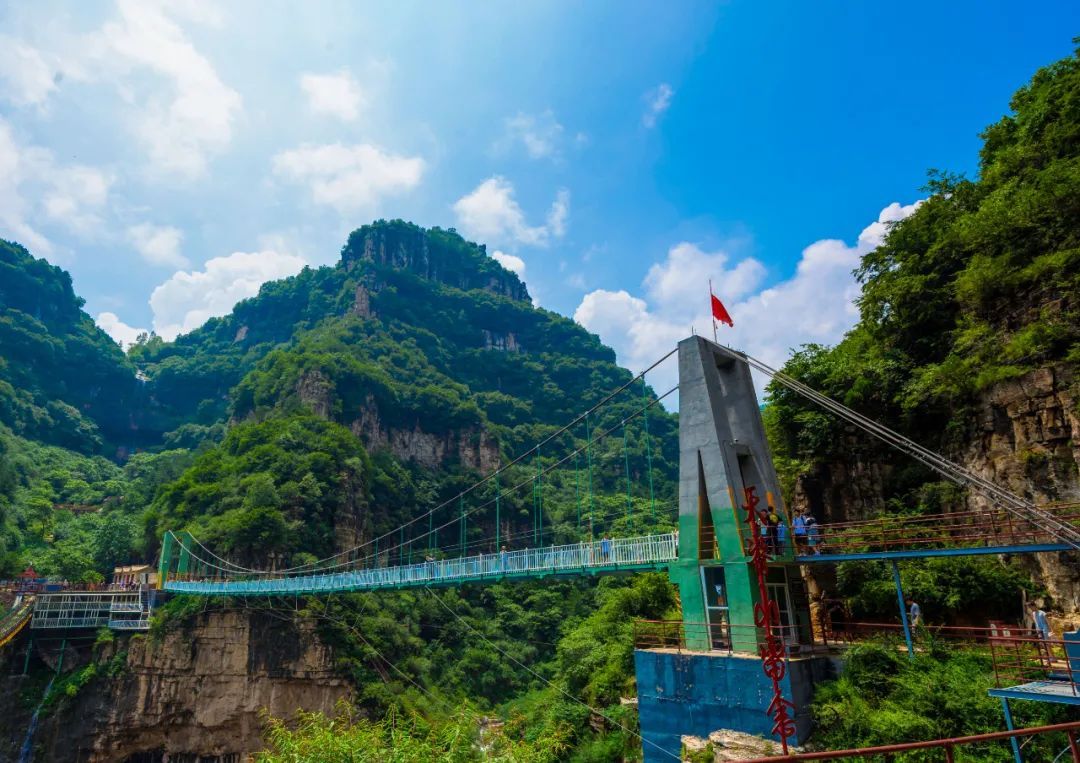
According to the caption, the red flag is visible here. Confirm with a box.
[711,293,734,327]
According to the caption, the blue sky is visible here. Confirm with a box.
[1,1,1077,389]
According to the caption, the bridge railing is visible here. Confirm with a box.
[802,502,1080,557]
[988,631,1080,694]
[633,619,807,655]
[165,533,678,594]
[31,591,150,631]
[741,720,1080,762]
[635,617,1080,681]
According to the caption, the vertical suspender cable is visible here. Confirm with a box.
[575,448,582,534]
[534,447,542,547]
[495,469,501,552]
[623,421,633,530]
[460,495,466,557]
[586,412,595,541]
[641,379,656,524]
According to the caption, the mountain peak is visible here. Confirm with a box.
[340,220,530,303]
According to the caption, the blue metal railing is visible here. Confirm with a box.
[165,532,678,596]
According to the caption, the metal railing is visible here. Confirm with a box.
[989,631,1080,694]
[813,620,1028,649]
[634,618,1078,668]
[165,532,678,595]
[633,619,808,655]
[741,720,1080,762]
[32,591,150,631]
[0,601,33,648]
[802,503,1080,558]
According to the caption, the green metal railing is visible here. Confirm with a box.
[165,532,678,596]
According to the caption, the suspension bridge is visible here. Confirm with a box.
[156,337,1080,600]
[15,336,1080,762]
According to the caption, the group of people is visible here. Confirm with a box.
[758,508,821,556]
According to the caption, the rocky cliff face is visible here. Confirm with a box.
[791,363,1080,610]
[350,394,501,474]
[294,369,502,475]
[962,364,1080,611]
[341,221,530,302]
[25,609,350,762]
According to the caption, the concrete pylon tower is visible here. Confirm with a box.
[668,335,809,650]
[635,337,826,762]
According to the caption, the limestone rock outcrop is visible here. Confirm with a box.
[791,363,1080,612]
[26,609,350,762]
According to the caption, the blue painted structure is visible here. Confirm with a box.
[635,650,835,762]
[164,533,676,595]
[797,542,1073,563]
[891,560,915,658]
[986,631,1080,762]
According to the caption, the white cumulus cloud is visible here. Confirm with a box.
[128,223,187,268]
[301,70,365,121]
[273,143,425,214]
[0,118,115,253]
[90,0,242,179]
[0,36,57,107]
[642,83,673,128]
[498,110,565,159]
[452,177,569,249]
[42,165,112,235]
[0,120,49,254]
[149,249,307,340]
[96,311,148,348]
[491,250,525,278]
[574,201,922,401]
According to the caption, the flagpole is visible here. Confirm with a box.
[709,279,718,344]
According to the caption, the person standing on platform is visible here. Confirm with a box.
[1030,602,1054,666]
[766,508,780,555]
[906,596,923,627]
[805,513,821,554]
[793,511,808,554]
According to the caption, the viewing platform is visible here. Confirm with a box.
[794,503,1080,562]
[31,590,152,631]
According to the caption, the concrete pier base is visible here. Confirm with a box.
[635,649,835,762]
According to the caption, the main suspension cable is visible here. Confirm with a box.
[713,343,1080,551]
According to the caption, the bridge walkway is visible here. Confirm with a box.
[165,533,678,596]
[0,600,33,647]
[794,502,1080,563]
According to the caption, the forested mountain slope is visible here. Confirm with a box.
[0,241,140,453]
[766,45,1080,614]
[0,221,677,582]
[0,222,681,761]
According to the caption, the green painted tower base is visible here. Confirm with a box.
[636,337,824,756]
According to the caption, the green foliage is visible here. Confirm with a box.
[812,640,1067,759]
[555,574,677,707]
[147,414,371,564]
[0,240,141,452]
[837,556,1039,622]
[257,704,564,763]
[41,649,129,712]
[0,425,147,579]
[766,45,1080,516]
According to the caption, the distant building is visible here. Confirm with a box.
[112,564,157,588]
